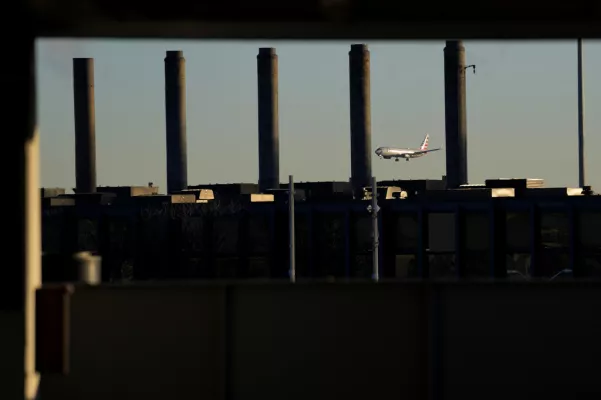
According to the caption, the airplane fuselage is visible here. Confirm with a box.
[375,134,440,162]
[375,147,426,161]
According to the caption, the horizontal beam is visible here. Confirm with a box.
[30,1,601,39]
[34,21,601,40]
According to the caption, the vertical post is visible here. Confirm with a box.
[164,50,188,194]
[344,210,351,278]
[529,204,541,278]
[349,44,373,198]
[257,48,280,193]
[26,41,42,400]
[288,175,296,282]
[490,204,507,278]
[417,207,429,278]
[577,39,586,188]
[73,58,97,193]
[0,35,41,400]
[308,210,314,278]
[371,176,379,281]
[568,206,580,277]
[454,206,465,278]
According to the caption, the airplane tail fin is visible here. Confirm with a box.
[420,134,429,150]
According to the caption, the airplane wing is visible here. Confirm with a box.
[413,147,442,155]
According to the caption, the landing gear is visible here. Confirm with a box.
[406,158,409,162]
[395,158,399,162]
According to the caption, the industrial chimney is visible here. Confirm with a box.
[349,44,373,198]
[257,47,280,192]
[73,58,97,193]
[164,50,188,194]
[443,41,468,188]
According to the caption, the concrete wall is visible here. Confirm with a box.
[440,284,601,399]
[40,285,225,399]
[37,282,601,400]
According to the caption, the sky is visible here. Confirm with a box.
[36,39,600,192]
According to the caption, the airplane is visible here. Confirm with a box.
[375,134,441,162]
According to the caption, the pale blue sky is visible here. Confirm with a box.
[36,39,600,192]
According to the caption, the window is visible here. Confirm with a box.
[213,216,239,255]
[394,254,418,278]
[578,212,601,249]
[77,218,98,252]
[248,214,271,254]
[314,212,345,277]
[505,212,531,278]
[393,213,419,252]
[351,213,375,278]
[506,212,530,252]
[428,213,456,278]
[578,212,601,277]
[539,212,569,277]
[390,213,419,278]
[429,213,455,253]
[464,212,490,277]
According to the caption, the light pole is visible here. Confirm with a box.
[288,175,296,282]
[577,38,586,188]
[367,176,380,281]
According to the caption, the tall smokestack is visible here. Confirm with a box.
[164,50,188,193]
[257,47,280,192]
[73,58,97,193]
[444,40,468,188]
[349,44,372,197]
